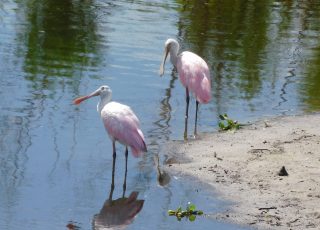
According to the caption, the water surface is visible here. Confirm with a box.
[1,0,320,229]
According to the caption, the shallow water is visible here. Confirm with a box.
[1,0,320,229]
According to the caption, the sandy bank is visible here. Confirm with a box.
[163,114,320,229]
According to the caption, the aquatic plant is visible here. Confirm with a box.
[218,114,240,131]
[168,202,203,221]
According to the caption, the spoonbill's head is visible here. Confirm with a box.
[159,38,179,76]
[73,85,112,105]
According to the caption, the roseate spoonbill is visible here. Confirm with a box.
[73,85,147,194]
[159,38,211,139]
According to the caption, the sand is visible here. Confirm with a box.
[163,114,320,229]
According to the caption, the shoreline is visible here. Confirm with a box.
[163,113,320,229]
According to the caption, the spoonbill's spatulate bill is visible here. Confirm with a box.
[159,38,212,139]
[73,85,147,194]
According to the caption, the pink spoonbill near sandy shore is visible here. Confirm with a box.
[159,38,212,139]
[73,85,147,196]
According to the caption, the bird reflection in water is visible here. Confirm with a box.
[67,185,144,230]
[67,163,144,230]
[154,154,170,187]
[92,162,144,230]
[92,191,144,230]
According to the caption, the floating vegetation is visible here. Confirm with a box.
[168,203,204,221]
[218,114,240,131]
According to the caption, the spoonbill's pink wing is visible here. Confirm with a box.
[177,51,211,104]
[101,102,147,157]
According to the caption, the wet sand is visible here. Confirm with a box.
[164,114,320,229]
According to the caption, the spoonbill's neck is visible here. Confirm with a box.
[169,40,179,67]
[97,93,112,114]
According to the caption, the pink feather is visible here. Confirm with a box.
[177,51,211,104]
[101,102,147,158]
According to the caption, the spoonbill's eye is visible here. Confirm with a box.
[101,86,105,90]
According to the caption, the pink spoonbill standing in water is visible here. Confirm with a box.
[73,85,147,197]
[159,38,212,139]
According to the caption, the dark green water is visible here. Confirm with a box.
[1,0,320,229]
